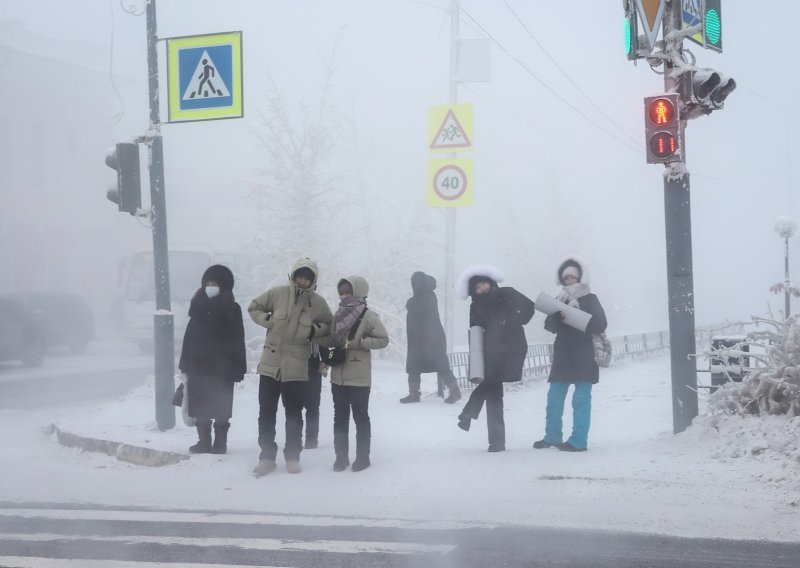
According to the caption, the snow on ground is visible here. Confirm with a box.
[1,354,798,542]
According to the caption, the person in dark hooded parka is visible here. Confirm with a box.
[402,271,461,404]
[179,264,247,455]
[533,257,607,452]
[455,265,535,452]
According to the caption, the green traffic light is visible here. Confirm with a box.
[705,9,721,45]
[624,17,633,55]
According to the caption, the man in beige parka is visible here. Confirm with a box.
[248,258,332,476]
[316,275,389,472]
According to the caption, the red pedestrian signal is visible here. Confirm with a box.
[644,94,681,164]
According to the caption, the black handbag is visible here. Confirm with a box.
[322,310,367,367]
[171,383,184,407]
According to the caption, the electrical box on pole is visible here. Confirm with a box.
[105,142,141,215]
[644,94,682,164]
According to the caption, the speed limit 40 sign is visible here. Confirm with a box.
[427,158,473,208]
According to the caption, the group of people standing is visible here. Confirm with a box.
[402,258,607,454]
[179,258,388,476]
[177,255,606,476]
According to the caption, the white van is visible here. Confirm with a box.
[113,248,264,353]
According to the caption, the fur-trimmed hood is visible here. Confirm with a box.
[555,255,590,286]
[456,265,505,300]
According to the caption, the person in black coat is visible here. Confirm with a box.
[456,265,535,452]
[178,264,247,454]
[401,271,462,404]
[533,257,607,452]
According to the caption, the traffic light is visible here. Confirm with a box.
[644,94,681,164]
[703,0,722,53]
[679,68,736,118]
[105,142,141,215]
[623,0,647,60]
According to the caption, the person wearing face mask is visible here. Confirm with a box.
[178,264,247,455]
[315,276,389,472]
[533,257,607,452]
[248,258,332,476]
[455,265,535,452]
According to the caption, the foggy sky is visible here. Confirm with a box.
[2,0,798,339]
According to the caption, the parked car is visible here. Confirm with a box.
[0,297,47,367]
[1,293,95,355]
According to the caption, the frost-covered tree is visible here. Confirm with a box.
[246,48,435,360]
[708,313,800,418]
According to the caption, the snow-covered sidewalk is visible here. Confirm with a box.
[2,355,798,542]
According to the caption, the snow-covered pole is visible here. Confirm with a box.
[662,0,698,434]
[774,217,797,319]
[146,0,175,431]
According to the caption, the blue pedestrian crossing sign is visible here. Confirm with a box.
[167,31,243,123]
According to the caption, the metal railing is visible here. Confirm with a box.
[448,330,671,391]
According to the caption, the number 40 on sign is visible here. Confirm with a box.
[427,158,474,208]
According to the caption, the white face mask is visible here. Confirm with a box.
[205,286,220,298]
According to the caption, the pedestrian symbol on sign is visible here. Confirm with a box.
[182,51,231,100]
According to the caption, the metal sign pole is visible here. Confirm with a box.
[443,0,460,352]
[146,0,175,431]
[663,0,698,434]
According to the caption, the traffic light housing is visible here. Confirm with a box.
[623,0,647,60]
[105,142,141,215]
[644,94,682,164]
[679,68,736,119]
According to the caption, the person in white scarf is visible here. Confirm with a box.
[533,258,607,452]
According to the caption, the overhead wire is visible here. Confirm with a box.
[502,0,641,147]
[108,0,125,124]
[459,6,643,156]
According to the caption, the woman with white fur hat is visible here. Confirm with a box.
[455,265,535,452]
[533,257,607,452]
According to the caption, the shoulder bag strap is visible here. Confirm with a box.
[346,309,368,341]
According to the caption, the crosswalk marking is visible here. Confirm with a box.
[0,507,491,530]
[0,533,455,555]
[0,558,291,568]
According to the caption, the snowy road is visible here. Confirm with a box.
[0,339,151,410]
[0,352,798,561]
[0,503,798,567]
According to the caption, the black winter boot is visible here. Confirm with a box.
[400,375,421,403]
[189,420,212,454]
[211,421,230,454]
[352,429,371,472]
[400,392,421,403]
[444,375,462,404]
[333,432,349,472]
